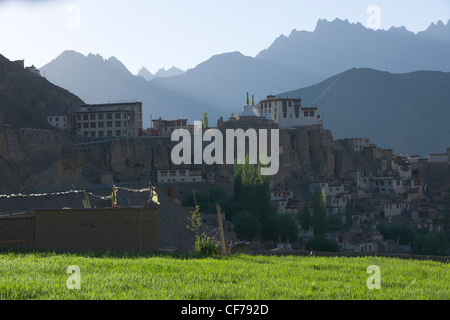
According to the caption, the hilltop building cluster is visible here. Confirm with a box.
[41,92,450,254]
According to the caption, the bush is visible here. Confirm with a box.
[309,237,341,252]
[195,236,221,255]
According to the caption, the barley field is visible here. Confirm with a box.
[0,251,448,300]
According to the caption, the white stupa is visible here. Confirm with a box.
[238,93,260,120]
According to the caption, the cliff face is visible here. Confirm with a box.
[81,137,174,184]
[78,126,395,192]
[0,126,86,194]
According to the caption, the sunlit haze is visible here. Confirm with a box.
[1,0,449,74]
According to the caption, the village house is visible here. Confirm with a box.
[329,223,385,253]
[156,168,204,183]
[47,115,71,130]
[339,138,372,152]
[151,118,188,137]
[270,188,300,214]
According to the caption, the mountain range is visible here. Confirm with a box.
[137,66,185,81]
[35,18,450,155]
[278,68,450,156]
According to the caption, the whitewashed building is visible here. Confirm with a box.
[258,94,322,129]
[157,168,204,183]
[47,115,70,130]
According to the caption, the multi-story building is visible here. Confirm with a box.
[74,101,143,138]
[258,94,322,128]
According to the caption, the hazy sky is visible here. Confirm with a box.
[0,0,449,74]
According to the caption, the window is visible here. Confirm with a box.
[98,122,104,128]
[83,115,88,121]
[304,111,309,117]
[115,113,121,119]
[90,114,96,120]
[107,113,112,120]
[99,131,104,137]
[77,115,81,121]
[91,131,96,138]
[83,123,88,129]
[282,105,287,118]
[294,106,300,118]
[116,130,121,136]
[107,130,112,137]
[49,117,53,122]
[98,114,104,120]
[90,122,96,128]
[115,121,121,127]
[170,171,176,177]
[179,171,186,176]
[309,111,314,117]
[161,171,167,177]
[107,121,113,128]
[77,123,81,129]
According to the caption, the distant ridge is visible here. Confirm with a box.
[256,18,450,81]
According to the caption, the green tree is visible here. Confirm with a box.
[232,154,273,240]
[443,191,450,233]
[309,237,340,252]
[312,187,328,239]
[233,211,262,241]
[297,205,311,231]
[202,112,209,128]
[345,202,354,229]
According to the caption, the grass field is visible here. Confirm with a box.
[0,251,448,300]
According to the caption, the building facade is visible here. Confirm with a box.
[47,115,70,130]
[74,102,143,138]
[258,94,322,129]
[157,168,204,183]
[152,118,188,137]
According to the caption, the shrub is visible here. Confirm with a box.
[195,236,220,255]
[309,237,341,252]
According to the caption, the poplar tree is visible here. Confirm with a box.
[312,187,328,239]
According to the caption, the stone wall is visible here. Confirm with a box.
[0,214,34,249]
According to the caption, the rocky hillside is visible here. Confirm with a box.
[0,53,88,194]
[0,54,84,129]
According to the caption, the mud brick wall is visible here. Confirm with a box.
[0,215,34,249]
[34,207,158,253]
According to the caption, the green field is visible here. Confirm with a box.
[0,251,448,300]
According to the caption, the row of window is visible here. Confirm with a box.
[159,170,202,177]
[261,101,300,108]
[262,106,315,119]
[77,113,124,121]
[48,117,67,122]
[76,121,128,129]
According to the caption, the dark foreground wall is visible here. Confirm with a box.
[34,207,158,253]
